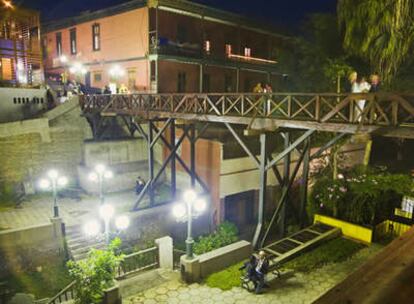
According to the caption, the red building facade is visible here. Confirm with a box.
[43,0,291,93]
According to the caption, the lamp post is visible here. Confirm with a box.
[89,164,113,205]
[84,204,130,245]
[173,189,207,259]
[39,169,68,217]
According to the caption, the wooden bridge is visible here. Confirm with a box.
[80,92,414,139]
[79,92,414,248]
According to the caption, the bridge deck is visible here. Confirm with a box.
[80,92,414,139]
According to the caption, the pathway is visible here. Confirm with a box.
[0,191,136,230]
[124,244,382,304]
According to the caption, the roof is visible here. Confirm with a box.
[43,0,292,41]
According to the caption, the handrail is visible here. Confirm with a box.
[46,280,76,304]
[116,246,159,279]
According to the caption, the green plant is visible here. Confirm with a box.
[67,238,124,304]
[205,261,244,290]
[193,221,239,255]
[309,166,414,226]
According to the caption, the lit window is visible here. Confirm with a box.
[204,40,211,53]
[225,44,232,56]
[94,72,102,83]
[70,28,77,55]
[92,24,100,51]
[244,47,251,57]
[56,32,62,56]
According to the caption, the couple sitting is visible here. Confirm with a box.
[240,251,270,294]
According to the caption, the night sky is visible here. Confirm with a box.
[18,0,336,28]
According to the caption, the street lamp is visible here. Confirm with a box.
[173,189,207,259]
[39,169,68,217]
[89,164,113,205]
[83,205,130,245]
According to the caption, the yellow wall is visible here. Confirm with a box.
[314,214,373,243]
[375,220,411,238]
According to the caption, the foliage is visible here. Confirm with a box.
[205,238,364,290]
[338,0,414,83]
[67,238,124,304]
[3,258,71,299]
[205,261,244,291]
[323,58,354,92]
[193,221,239,255]
[284,238,365,272]
[309,166,414,226]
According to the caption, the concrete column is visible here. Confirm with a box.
[50,217,65,254]
[155,236,173,270]
[180,255,201,283]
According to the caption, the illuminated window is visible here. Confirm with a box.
[93,72,102,83]
[70,28,77,55]
[244,47,251,57]
[92,23,100,51]
[56,32,62,56]
[225,44,232,56]
[204,40,211,54]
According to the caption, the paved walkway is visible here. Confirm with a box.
[0,191,137,230]
[124,244,382,304]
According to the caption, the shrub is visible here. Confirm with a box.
[309,166,414,226]
[193,221,238,255]
[67,238,124,304]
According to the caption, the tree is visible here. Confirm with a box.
[67,238,124,304]
[338,0,414,84]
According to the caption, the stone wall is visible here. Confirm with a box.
[0,218,64,279]
[0,98,92,188]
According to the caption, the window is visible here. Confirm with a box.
[177,72,186,93]
[92,23,100,51]
[244,47,251,57]
[42,37,48,60]
[150,60,156,81]
[70,28,77,55]
[202,73,210,93]
[93,72,102,83]
[56,32,62,56]
[176,24,187,43]
[128,69,136,90]
[225,44,232,56]
[225,75,233,92]
[204,40,211,54]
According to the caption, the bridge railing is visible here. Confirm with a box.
[80,93,414,127]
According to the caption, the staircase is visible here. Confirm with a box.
[65,225,106,261]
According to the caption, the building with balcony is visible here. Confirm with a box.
[0,2,43,86]
[43,0,292,93]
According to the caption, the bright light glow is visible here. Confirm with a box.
[183,189,197,204]
[69,67,76,74]
[104,171,113,179]
[173,203,187,219]
[228,53,277,64]
[115,215,130,230]
[3,0,13,9]
[57,176,68,187]
[39,179,51,190]
[89,172,98,182]
[194,198,207,213]
[109,65,125,77]
[80,68,87,75]
[16,62,24,70]
[99,204,114,220]
[337,174,344,180]
[73,62,82,70]
[95,164,105,174]
[48,169,58,179]
[60,55,68,63]
[84,220,100,237]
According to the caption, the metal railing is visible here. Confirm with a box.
[80,92,414,129]
[116,246,159,279]
[45,281,75,304]
[173,248,186,270]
